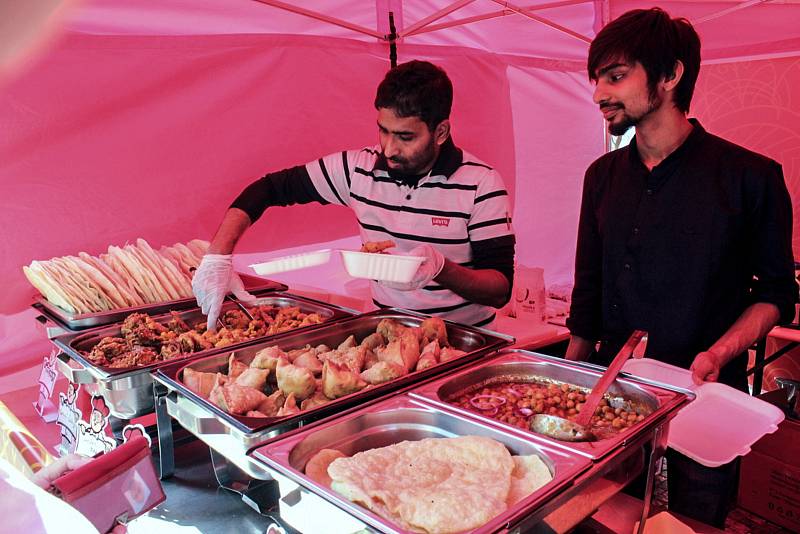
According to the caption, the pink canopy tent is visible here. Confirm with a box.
[1,0,798,373]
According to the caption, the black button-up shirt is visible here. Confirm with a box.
[567,120,798,388]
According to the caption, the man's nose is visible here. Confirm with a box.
[383,138,398,159]
[593,83,606,105]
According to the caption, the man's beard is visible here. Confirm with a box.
[606,91,662,136]
[387,138,438,176]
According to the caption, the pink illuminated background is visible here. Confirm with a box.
[0,1,798,373]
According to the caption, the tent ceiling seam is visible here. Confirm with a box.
[407,0,594,36]
[691,0,773,25]
[401,0,478,38]
[490,0,592,43]
[252,0,383,39]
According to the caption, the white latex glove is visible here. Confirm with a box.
[192,254,256,330]
[380,244,446,291]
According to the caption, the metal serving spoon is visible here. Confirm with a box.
[530,330,647,442]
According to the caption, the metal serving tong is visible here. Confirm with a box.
[225,294,255,320]
[212,295,255,330]
[530,330,648,442]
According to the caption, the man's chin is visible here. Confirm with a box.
[608,120,634,137]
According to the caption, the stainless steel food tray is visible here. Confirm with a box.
[52,292,355,418]
[33,273,286,331]
[152,309,513,477]
[409,348,693,460]
[250,394,591,534]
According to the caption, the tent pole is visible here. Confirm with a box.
[252,0,382,38]
[408,0,593,36]
[400,0,477,38]
[388,12,398,68]
[597,0,610,152]
[489,0,592,43]
[692,0,772,25]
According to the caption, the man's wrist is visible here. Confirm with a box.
[208,242,235,255]
[704,346,729,367]
[432,258,451,283]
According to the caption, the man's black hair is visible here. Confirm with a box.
[588,8,701,113]
[374,60,453,131]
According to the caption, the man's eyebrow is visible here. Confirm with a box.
[596,62,629,77]
[377,121,414,136]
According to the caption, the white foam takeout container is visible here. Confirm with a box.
[249,249,332,276]
[622,358,785,467]
[339,250,424,283]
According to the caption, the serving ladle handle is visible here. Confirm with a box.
[573,329,648,428]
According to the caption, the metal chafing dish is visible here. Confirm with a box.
[246,350,694,533]
[51,292,355,419]
[409,349,691,460]
[250,395,591,534]
[151,309,513,479]
[33,274,286,333]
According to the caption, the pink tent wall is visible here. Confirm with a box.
[0,0,798,373]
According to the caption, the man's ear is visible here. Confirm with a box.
[434,119,451,146]
[664,60,684,91]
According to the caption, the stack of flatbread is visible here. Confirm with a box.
[23,238,210,314]
[309,435,553,534]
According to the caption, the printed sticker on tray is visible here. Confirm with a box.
[75,396,116,456]
[34,349,59,422]
[56,383,83,454]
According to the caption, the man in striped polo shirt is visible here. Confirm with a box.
[193,60,515,329]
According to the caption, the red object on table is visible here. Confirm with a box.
[52,436,164,532]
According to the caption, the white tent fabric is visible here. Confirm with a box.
[0,0,798,373]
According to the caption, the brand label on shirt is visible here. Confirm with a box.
[431,217,450,227]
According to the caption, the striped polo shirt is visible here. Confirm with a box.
[305,138,514,326]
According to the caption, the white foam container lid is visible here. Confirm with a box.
[340,250,424,283]
[623,358,785,467]
[249,249,332,276]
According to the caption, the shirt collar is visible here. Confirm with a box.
[373,136,463,181]
[627,118,706,168]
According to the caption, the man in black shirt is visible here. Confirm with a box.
[566,8,797,527]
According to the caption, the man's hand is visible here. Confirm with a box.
[192,254,256,330]
[690,350,723,385]
[31,454,91,490]
[380,244,445,291]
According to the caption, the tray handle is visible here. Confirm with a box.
[164,395,228,435]
[55,352,95,384]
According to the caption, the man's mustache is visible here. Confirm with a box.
[599,103,624,112]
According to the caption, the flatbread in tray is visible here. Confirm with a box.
[25,239,210,314]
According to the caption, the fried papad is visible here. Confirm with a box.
[327,436,514,534]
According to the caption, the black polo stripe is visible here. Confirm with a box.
[350,192,470,219]
[354,167,378,179]
[362,148,381,156]
[472,313,496,327]
[370,175,403,185]
[422,284,449,291]
[372,298,391,309]
[341,151,351,189]
[412,301,473,314]
[475,190,508,203]
[318,158,345,205]
[468,218,511,232]
[372,298,473,315]
[419,182,478,191]
[461,161,493,170]
[358,221,469,244]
